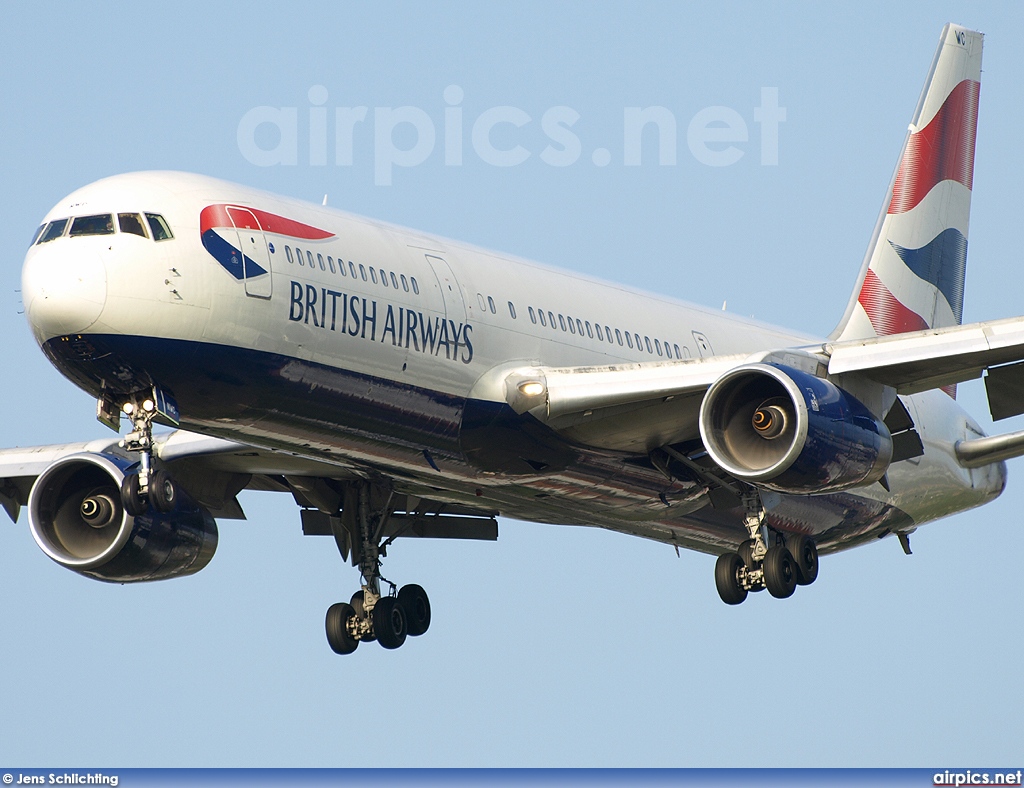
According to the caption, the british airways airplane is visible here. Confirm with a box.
[4,24,1023,654]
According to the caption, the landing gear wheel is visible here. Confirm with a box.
[738,539,756,569]
[373,597,407,650]
[398,584,431,636]
[150,470,177,513]
[787,535,819,586]
[715,552,748,605]
[349,591,375,641]
[764,546,797,599]
[325,602,359,655]
[120,473,146,517]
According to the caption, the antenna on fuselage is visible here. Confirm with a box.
[322,194,328,206]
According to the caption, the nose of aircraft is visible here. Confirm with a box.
[22,244,107,340]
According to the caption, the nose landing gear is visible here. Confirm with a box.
[100,388,181,518]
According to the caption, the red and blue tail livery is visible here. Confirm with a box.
[835,24,982,349]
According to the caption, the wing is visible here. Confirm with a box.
[825,314,1024,402]
[0,430,498,541]
[490,315,1024,456]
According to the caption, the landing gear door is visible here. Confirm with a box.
[423,254,466,324]
[227,207,273,299]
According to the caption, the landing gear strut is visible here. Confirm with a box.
[113,391,179,517]
[324,480,431,655]
[714,491,818,604]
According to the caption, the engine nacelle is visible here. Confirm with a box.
[699,363,893,494]
[28,452,217,583]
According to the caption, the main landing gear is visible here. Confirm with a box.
[324,480,432,655]
[115,393,179,517]
[714,492,819,605]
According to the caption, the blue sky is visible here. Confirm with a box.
[1,1,1023,767]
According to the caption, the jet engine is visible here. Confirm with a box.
[699,363,892,494]
[28,452,217,582]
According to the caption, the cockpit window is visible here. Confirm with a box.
[69,214,114,237]
[30,224,45,246]
[118,213,148,238]
[145,213,173,241]
[37,218,69,244]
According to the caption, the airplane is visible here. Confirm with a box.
[4,22,1024,655]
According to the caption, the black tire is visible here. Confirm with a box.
[738,539,756,568]
[787,535,819,586]
[764,545,797,599]
[150,470,177,513]
[349,590,375,641]
[120,473,147,517]
[398,584,431,636]
[373,596,407,649]
[714,552,748,605]
[325,602,359,655]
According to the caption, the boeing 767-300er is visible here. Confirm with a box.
[4,24,1024,653]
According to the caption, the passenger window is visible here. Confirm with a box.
[401,274,409,292]
[625,332,633,349]
[118,213,148,238]
[37,218,69,244]
[567,316,575,334]
[576,318,584,335]
[615,329,623,345]
[349,261,357,278]
[379,268,386,285]
[285,246,293,263]
[390,272,398,289]
[538,309,547,327]
[306,250,315,268]
[655,339,663,356]
[317,253,325,271]
[529,306,536,324]
[411,277,419,294]
[488,296,496,314]
[595,323,603,341]
[558,314,567,331]
[606,326,613,343]
[327,256,336,273]
[144,213,173,241]
[70,214,114,237]
[645,336,653,354]
[635,334,643,351]
[674,344,682,359]
[585,321,593,339]
[508,302,517,319]
[477,294,487,310]
[548,311,555,329]
[359,264,367,281]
